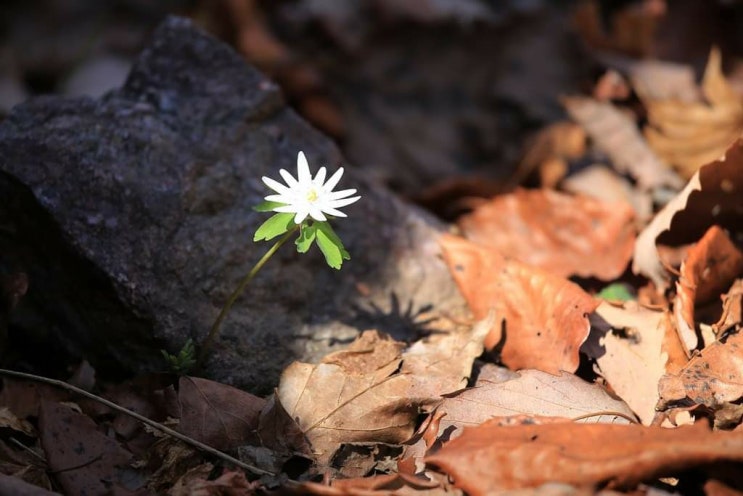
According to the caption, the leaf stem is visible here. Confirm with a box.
[195,227,298,370]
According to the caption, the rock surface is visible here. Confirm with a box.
[0,17,466,393]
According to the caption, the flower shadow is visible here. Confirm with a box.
[342,292,440,343]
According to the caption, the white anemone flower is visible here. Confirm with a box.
[262,151,361,224]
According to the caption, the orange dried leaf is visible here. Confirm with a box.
[439,234,598,374]
[426,420,743,495]
[458,189,635,281]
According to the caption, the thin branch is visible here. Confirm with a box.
[0,368,275,477]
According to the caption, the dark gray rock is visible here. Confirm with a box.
[0,17,466,393]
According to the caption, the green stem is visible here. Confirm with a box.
[196,227,298,369]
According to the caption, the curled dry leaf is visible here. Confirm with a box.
[633,138,743,292]
[458,189,636,281]
[644,48,743,179]
[435,367,634,436]
[426,420,743,495]
[277,324,488,465]
[439,234,598,374]
[563,96,683,190]
[176,376,265,451]
[582,301,679,424]
[658,330,743,412]
[674,226,743,351]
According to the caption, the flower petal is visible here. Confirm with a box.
[265,194,292,203]
[322,167,345,192]
[297,151,312,185]
[308,207,327,222]
[320,207,347,217]
[279,169,299,188]
[326,188,357,200]
[313,166,327,186]
[262,176,291,195]
[273,204,300,213]
[326,196,361,209]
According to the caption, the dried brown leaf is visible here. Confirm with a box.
[426,420,743,495]
[633,138,743,291]
[561,165,653,225]
[436,367,635,435]
[658,331,743,411]
[458,189,636,280]
[563,96,682,190]
[277,325,487,465]
[38,400,134,496]
[177,376,265,451]
[582,302,672,424]
[439,234,598,374]
[644,48,743,179]
[674,226,743,351]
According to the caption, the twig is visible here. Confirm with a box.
[0,368,275,477]
[571,410,639,424]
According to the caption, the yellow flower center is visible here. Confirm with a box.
[306,188,319,202]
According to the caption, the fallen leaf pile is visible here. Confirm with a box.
[5,4,743,496]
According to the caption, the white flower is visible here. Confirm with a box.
[262,151,361,224]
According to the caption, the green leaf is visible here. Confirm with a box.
[296,224,317,253]
[316,228,343,269]
[253,200,287,212]
[315,222,350,260]
[254,212,295,242]
[597,283,634,302]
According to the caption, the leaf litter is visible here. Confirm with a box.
[6,4,743,495]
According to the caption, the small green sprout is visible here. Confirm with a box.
[162,338,196,375]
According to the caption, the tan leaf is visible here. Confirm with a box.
[295,472,456,495]
[426,420,743,495]
[658,331,743,411]
[457,189,636,280]
[643,48,743,179]
[435,367,635,437]
[277,324,487,465]
[633,138,743,291]
[439,234,598,374]
[582,301,672,424]
[563,96,682,190]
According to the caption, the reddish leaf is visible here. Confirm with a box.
[177,376,265,451]
[0,474,58,496]
[38,400,134,496]
[458,189,636,281]
[426,420,743,494]
[439,234,598,374]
